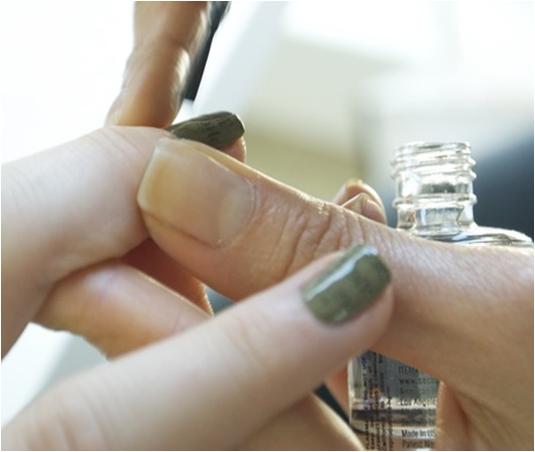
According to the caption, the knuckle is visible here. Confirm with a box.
[278,202,358,279]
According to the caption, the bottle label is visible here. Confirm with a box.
[349,351,438,450]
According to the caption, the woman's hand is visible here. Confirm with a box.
[102,2,532,447]
[4,2,531,448]
[2,131,393,449]
[3,4,385,449]
[4,251,393,450]
[2,2,222,356]
[3,130,531,450]
[105,2,243,316]
[132,137,533,450]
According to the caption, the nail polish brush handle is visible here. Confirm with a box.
[183,2,230,102]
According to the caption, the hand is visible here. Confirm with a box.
[132,137,533,450]
[106,4,389,447]
[105,2,245,314]
[5,1,530,449]
[2,3,388,448]
[2,3,390,449]
[91,1,535,445]
[1,128,393,449]
[2,0,258,391]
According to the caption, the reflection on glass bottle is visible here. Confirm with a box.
[348,142,532,451]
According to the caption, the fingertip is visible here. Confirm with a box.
[243,246,393,349]
[222,136,247,162]
[218,246,394,403]
[344,178,364,199]
[332,178,361,204]
[167,111,246,151]
[333,178,386,213]
[354,180,386,212]
[344,193,387,224]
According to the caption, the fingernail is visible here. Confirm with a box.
[344,193,387,224]
[345,178,363,193]
[138,138,254,247]
[167,112,245,150]
[354,180,386,212]
[301,245,390,323]
[333,178,359,204]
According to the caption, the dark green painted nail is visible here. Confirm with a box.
[301,245,391,324]
[167,111,245,150]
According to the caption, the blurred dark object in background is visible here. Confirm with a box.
[474,137,534,238]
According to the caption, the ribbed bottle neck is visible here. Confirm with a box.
[392,142,477,234]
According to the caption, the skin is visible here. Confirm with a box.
[2,2,533,450]
[2,126,392,450]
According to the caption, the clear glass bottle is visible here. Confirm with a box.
[348,142,532,451]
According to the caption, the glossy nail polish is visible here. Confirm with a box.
[348,142,533,451]
[167,111,244,149]
[302,245,390,324]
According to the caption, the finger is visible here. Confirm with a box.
[324,367,350,415]
[122,239,212,312]
[434,382,470,450]
[38,260,360,450]
[39,260,358,451]
[35,262,208,357]
[167,111,246,153]
[343,193,386,224]
[2,114,246,354]
[225,136,247,162]
[326,185,388,411]
[332,179,386,212]
[122,111,246,311]
[1,126,168,355]
[136,138,534,385]
[332,179,386,223]
[3,249,393,450]
[106,2,210,126]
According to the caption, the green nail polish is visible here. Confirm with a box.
[167,111,245,150]
[301,245,391,324]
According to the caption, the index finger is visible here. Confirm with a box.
[3,250,392,450]
[107,2,211,127]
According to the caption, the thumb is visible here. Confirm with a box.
[136,138,534,386]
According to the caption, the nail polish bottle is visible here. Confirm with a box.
[348,142,532,450]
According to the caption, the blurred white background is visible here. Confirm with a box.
[1,0,533,425]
